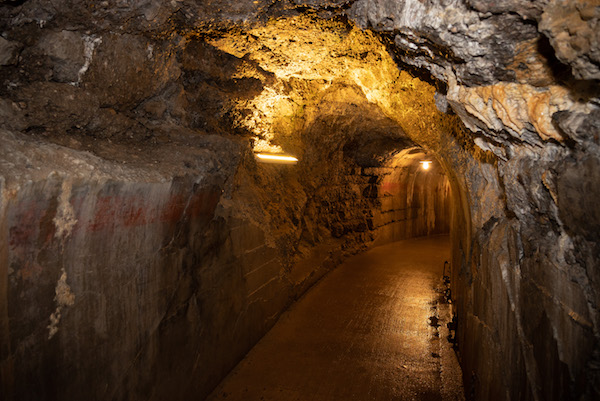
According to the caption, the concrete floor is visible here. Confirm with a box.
[206,235,465,401]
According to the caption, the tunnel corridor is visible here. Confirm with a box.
[1,1,600,401]
[201,153,458,399]
[206,236,462,401]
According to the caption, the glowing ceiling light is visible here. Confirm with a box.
[420,161,432,170]
[255,153,299,165]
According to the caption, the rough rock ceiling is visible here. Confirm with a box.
[204,15,460,156]
[2,0,597,160]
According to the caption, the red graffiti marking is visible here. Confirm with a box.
[8,200,49,249]
[8,188,222,245]
[381,182,401,192]
[161,194,187,223]
[17,260,44,281]
[88,195,152,231]
[86,189,221,232]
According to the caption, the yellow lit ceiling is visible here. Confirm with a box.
[204,15,465,155]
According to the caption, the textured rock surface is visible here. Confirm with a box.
[539,0,600,80]
[1,0,599,400]
[0,18,457,398]
[0,129,240,400]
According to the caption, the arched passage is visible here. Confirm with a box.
[370,148,453,246]
[0,15,478,401]
[205,235,462,401]
[2,4,597,401]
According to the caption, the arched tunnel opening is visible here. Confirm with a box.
[369,148,453,244]
[1,2,599,401]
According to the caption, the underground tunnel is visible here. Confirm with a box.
[0,1,599,400]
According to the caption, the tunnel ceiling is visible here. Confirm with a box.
[2,0,597,163]
[0,1,597,191]
[203,15,457,159]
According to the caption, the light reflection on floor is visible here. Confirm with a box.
[206,235,464,401]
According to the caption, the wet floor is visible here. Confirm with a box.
[206,235,465,401]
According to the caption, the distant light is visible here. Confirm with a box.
[420,161,432,170]
[255,153,299,164]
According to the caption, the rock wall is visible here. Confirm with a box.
[0,130,244,400]
[0,99,451,400]
[0,0,599,400]
[452,143,600,401]
[345,1,600,399]
[0,129,453,400]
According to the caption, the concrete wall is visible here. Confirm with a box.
[370,157,452,246]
